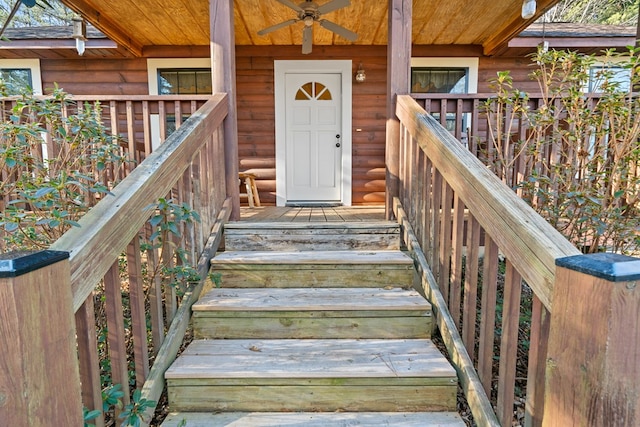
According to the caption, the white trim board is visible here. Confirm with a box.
[274,60,353,207]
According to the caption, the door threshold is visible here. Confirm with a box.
[285,202,343,207]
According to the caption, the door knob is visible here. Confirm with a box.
[336,142,341,147]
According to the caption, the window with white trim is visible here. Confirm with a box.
[588,65,630,93]
[0,59,42,95]
[410,58,478,143]
[147,59,212,149]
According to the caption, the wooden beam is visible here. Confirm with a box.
[210,0,240,220]
[59,0,144,56]
[385,0,411,219]
[482,0,560,56]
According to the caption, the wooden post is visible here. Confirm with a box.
[543,253,640,426]
[210,0,240,220]
[385,0,412,219]
[0,250,82,425]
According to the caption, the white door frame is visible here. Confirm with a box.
[275,60,352,206]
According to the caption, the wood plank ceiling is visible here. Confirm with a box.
[60,0,560,57]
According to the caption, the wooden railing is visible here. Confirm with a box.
[16,93,228,425]
[395,94,640,426]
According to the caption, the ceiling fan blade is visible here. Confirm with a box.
[302,25,313,54]
[257,18,298,36]
[275,0,304,13]
[318,19,357,41]
[317,0,350,15]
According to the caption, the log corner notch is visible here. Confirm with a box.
[0,250,82,426]
[543,253,640,427]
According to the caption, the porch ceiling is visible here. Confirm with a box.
[60,0,560,57]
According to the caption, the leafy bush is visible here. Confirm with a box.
[483,47,640,253]
[0,84,127,252]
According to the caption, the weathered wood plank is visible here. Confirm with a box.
[167,339,455,379]
[168,384,456,412]
[211,250,414,265]
[194,287,429,311]
[161,411,467,427]
[194,316,432,340]
[213,269,415,288]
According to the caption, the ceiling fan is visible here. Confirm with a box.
[257,0,358,54]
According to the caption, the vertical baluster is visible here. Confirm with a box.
[525,295,549,427]
[75,295,105,427]
[127,235,150,388]
[449,194,465,328]
[439,180,453,301]
[497,259,522,427]
[104,260,131,410]
[431,170,443,278]
[142,100,152,156]
[462,215,480,360]
[478,236,499,396]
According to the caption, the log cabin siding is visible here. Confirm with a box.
[32,49,539,206]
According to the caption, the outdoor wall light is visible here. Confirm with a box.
[521,0,536,19]
[72,16,87,56]
[355,63,366,83]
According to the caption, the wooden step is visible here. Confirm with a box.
[192,287,433,339]
[161,411,468,426]
[210,250,415,288]
[165,339,457,412]
[224,221,401,251]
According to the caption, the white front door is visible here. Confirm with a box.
[275,60,352,206]
[285,73,342,202]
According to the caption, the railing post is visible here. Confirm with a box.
[0,250,82,426]
[543,253,640,426]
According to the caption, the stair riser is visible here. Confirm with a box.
[193,313,432,339]
[224,232,400,251]
[167,383,457,412]
[211,267,415,288]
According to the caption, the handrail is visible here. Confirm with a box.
[52,94,228,311]
[395,94,581,426]
[396,95,579,310]
[44,93,230,425]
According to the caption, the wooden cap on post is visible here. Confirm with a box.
[0,249,83,426]
[543,252,640,427]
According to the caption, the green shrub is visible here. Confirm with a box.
[484,47,640,254]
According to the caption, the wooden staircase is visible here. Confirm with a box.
[162,221,465,426]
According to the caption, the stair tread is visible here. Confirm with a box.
[161,411,467,426]
[211,250,414,265]
[193,287,430,312]
[225,220,398,230]
[165,339,456,379]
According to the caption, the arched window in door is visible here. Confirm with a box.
[295,81,332,101]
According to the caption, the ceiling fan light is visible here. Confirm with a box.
[304,16,314,26]
[521,0,536,19]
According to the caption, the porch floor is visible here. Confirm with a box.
[239,206,385,222]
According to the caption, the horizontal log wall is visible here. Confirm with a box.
[37,49,540,205]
